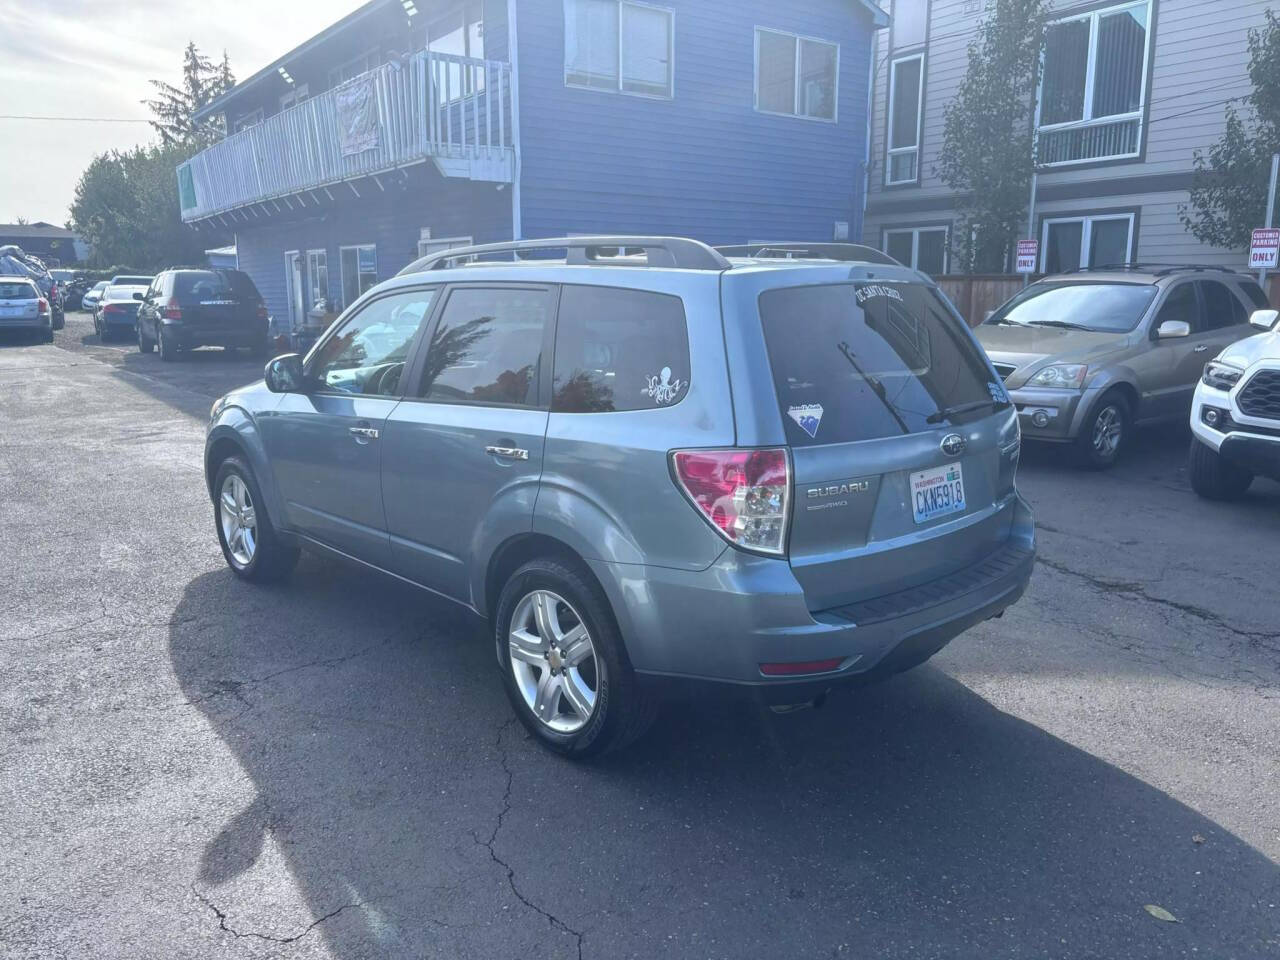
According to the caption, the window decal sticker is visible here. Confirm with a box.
[641,366,686,406]
[787,403,824,439]
[988,381,1009,404]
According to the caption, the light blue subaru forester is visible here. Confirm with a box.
[205,238,1035,757]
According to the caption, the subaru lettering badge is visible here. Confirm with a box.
[941,433,966,457]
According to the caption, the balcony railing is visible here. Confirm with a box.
[178,51,515,222]
[1037,114,1142,167]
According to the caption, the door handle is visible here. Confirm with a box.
[1193,344,1210,353]
[485,445,529,460]
[349,426,380,440]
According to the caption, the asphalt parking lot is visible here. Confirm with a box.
[2,311,1279,959]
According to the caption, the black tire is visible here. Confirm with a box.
[1188,437,1253,501]
[212,455,299,583]
[159,325,178,361]
[137,322,154,354]
[495,558,657,759]
[1075,391,1131,470]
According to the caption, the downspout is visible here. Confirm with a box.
[507,0,523,241]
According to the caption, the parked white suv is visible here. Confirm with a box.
[1189,308,1280,499]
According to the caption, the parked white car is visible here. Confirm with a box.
[1189,308,1280,499]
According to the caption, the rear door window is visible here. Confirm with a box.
[760,282,1002,445]
[418,286,555,408]
[552,285,690,412]
[1240,280,1270,310]
[1199,280,1246,329]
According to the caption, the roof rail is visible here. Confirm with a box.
[1067,262,1238,277]
[397,236,731,276]
[715,242,902,267]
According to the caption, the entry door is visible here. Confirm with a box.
[381,284,557,602]
[286,252,305,331]
[261,288,440,568]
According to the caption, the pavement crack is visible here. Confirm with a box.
[1038,555,1280,647]
[191,882,360,944]
[473,717,586,960]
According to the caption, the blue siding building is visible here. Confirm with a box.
[182,0,887,329]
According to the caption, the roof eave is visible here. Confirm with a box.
[857,0,891,29]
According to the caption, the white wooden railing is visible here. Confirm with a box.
[178,51,515,222]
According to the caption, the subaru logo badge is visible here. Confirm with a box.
[941,433,966,457]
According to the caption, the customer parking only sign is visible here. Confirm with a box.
[1015,240,1039,274]
[1250,228,1280,270]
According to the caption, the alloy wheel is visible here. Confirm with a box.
[219,473,258,568]
[508,589,600,734]
[1092,405,1123,457]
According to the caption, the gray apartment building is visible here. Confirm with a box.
[863,0,1270,277]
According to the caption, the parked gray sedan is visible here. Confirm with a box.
[0,276,53,341]
[204,238,1035,757]
[977,265,1265,467]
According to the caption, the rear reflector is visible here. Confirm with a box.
[670,448,791,556]
[760,658,845,677]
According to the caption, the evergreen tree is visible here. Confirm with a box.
[142,42,235,147]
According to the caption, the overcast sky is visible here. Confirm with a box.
[0,0,358,225]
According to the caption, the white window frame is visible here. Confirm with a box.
[563,0,675,100]
[883,226,949,274]
[339,243,379,308]
[1035,0,1152,166]
[232,108,264,134]
[1040,213,1135,272]
[417,235,474,259]
[328,48,382,90]
[279,82,311,112]
[306,248,328,309]
[754,27,840,123]
[885,53,924,185]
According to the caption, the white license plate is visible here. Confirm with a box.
[910,462,966,524]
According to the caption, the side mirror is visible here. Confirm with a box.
[132,292,144,302]
[264,353,306,393]
[1156,319,1191,339]
[1250,308,1278,331]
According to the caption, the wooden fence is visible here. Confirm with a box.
[935,274,1033,328]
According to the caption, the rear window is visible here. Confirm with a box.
[760,282,1003,445]
[552,285,690,413]
[0,281,36,299]
[1241,280,1270,310]
[112,276,152,287]
[988,281,1157,333]
[173,270,260,302]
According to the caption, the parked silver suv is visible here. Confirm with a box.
[977,266,1266,468]
[205,238,1035,757]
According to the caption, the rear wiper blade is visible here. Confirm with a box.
[926,399,1002,424]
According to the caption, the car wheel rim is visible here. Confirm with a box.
[219,474,257,568]
[508,589,600,734]
[1092,406,1122,456]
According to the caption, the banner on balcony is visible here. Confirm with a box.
[336,77,380,156]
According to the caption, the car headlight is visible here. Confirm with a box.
[1028,363,1088,389]
[1202,361,1243,391]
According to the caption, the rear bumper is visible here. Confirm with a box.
[164,320,263,348]
[0,316,50,330]
[592,495,1035,702]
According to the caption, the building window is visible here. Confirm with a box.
[280,83,310,111]
[884,226,948,275]
[565,0,674,99]
[339,245,378,309]
[756,28,838,121]
[417,235,474,259]
[886,54,923,184]
[231,108,264,134]
[1041,214,1134,273]
[306,249,329,310]
[1038,1,1151,165]
[329,49,382,89]
[891,0,928,50]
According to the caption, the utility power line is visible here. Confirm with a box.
[0,115,149,123]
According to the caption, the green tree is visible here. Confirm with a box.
[143,42,234,147]
[69,143,215,269]
[938,0,1047,273]
[1180,11,1280,250]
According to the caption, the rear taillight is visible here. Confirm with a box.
[103,303,124,314]
[162,299,182,320]
[37,298,49,315]
[256,303,268,321]
[671,448,791,556]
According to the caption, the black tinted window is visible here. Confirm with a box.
[1199,281,1244,330]
[552,285,690,413]
[1155,283,1199,332]
[419,287,553,407]
[761,283,1002,445]
[1241,280,1270,310]
[174,270,260,302]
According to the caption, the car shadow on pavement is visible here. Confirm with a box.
[167,561,1279,959]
